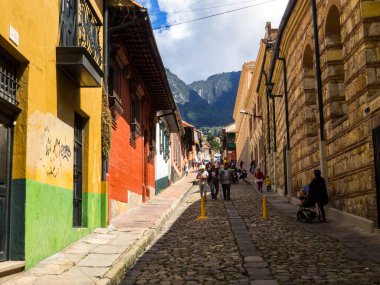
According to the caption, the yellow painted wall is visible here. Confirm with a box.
[0,0,103,194]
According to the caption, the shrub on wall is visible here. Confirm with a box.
[101,87,112,158]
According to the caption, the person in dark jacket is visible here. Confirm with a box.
[309,169,329,223]
[208,163,220,200]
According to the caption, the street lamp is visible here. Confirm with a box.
[240,110,263,120]
[266,82,282,98]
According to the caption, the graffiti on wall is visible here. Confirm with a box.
[28,112,74,187]
[40,126,72,177]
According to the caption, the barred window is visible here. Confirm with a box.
[0,49,19,106]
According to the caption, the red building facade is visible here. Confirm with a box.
[108,3,179,220]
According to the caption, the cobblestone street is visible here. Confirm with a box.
[120,180,380,285]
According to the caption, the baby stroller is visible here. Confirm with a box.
[296,186,321,223]
[230,168,239,184]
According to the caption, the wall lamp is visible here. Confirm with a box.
[240,110,263,120]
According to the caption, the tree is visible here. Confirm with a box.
[206,133,221,153]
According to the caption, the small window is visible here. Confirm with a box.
[0,48,19,106]
[109,65,120,100]
[130,97,141,142]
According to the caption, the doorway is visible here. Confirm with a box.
[373,126,380,228]
[0,121,11,261]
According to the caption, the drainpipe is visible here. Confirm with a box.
[263,71,272,180]
[102,0,109,182]
[311,0,328,183]
[278,57,292,197]
[257,48,271,178]
[266,79,278,193]
[270,94,278,193]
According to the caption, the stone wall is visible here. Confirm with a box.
[267,0,380,226]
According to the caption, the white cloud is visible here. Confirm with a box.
[152,0,288,83]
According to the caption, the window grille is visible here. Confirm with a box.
[0,49,19,106]
[59,0,102,66]
[73,114,83,227]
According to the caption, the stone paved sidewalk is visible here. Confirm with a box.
[3,172,196,285]
[241,174,380,284]
[121,182,278,285]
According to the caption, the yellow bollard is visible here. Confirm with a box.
[262,194,267,219]
[197,195,208,220]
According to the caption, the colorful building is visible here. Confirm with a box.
[155,119,172,195]
[234,23,277,175]
[233,61,257,166]
[183,121,196,166]
[170,126,186,183]
[0,0,106,269]
[222,123,237,161]
[107,1,179,219]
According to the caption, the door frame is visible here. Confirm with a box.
[0,120,14,261]
[0,47,22,261]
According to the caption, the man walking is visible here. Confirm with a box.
[219,162,233,201]
[208,163,220,200]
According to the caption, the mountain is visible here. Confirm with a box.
[165,68,192,105]
[166,69,240,128]
[189,72,241,105]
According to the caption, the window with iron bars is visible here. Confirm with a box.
[159,123,170,162]
[0,48,19,106]
[130,98,141,143]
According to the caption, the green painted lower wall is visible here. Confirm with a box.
[155,176,169,195]
[22,179,106,269]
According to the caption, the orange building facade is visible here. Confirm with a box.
[107,2,179,220]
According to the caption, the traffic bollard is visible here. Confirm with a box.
[262,194,267,219]
[197,194,208,220]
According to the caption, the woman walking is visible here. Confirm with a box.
[255,168,264,193]
[196,165,209,199]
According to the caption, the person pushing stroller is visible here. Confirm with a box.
[297,170,329,223]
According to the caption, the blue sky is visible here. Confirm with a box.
[137,0,288,83]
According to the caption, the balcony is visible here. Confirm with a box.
[57,0,103,87]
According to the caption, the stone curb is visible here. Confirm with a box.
[96,181,195,285]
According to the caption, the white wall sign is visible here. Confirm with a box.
[9,25,19,46]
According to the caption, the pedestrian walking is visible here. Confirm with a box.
[264,175,272,192]
[219,162,233,200]
[184,162,189,176]
[239,160,244,169]
[255,168,264,193]
[309,169,329,223]
[208,163,220,200]
[250,160,256,174]
[196,165,209,199]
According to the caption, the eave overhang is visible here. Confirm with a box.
[110,4,179,124]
